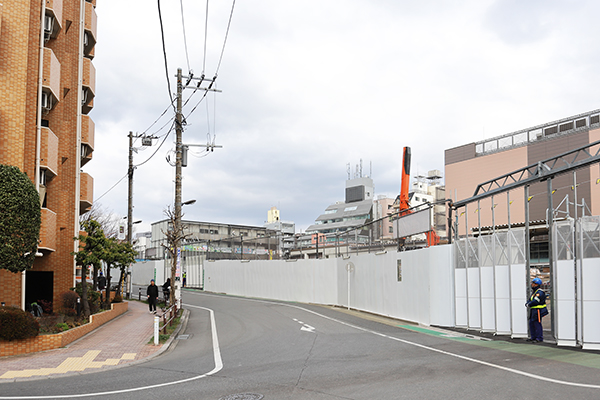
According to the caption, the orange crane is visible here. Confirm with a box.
[398,147,440,247]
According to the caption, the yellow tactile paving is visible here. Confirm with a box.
[0,350,137,379]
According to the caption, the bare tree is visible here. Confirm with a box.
[161,206,191,307]
[80,203,122,239]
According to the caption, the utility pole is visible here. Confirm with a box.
[172,68,222,307]
[173,68,183,309]
[127,131,134,246]
[126,131,156,298]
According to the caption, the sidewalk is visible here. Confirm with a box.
[0,301,169,382]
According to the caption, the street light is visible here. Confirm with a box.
[181,199,196,206]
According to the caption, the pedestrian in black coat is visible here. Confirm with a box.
[147,279,159,313]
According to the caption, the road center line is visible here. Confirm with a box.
[188,291,600,390]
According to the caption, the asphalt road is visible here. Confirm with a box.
[2,290,600,400]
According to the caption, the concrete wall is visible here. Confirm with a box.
[204,245,455,327]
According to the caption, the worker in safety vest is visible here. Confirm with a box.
[526,277,548,342]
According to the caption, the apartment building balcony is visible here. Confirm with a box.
[45,0,63,39]
[39,208,57,252]
[80,172,93,214]
[42,48,60,111]
[81,58,95,114]
[84,1,97,49]
[84,32,95,59]
[81,115,95,166]
[40,127,58,178]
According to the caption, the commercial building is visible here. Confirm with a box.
[445,109,600,273]
[0,0,97,308]
[446,109,600,229]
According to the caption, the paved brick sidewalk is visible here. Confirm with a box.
[0,301,163,382]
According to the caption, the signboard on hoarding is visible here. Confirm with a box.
[393,209,431,238]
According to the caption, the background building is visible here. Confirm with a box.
[445,109,600,232]
[445,109,600,278]
[0,0,97,309]
[264,207,295,258]
[149,219,279,262]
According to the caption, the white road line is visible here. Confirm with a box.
[0,305,223,400]
[187,291,600,390]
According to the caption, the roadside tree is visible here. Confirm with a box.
[0,164,41,273]
[72,220,107,317]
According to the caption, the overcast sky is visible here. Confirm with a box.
[87,0,600,235]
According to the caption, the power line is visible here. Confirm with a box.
[95,173,128,202]
[157,0,175,107]
[141,98,177,136]
[135,122,175,168]
[203,0,209,74]
[179,0,191,72]
[215,0,236,76]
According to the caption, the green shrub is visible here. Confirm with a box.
[0,306,40,341]
[55,323,69,332]
[112,294,123,303]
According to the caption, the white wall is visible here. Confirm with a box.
[131,260,164,286]
[204,245,455,327]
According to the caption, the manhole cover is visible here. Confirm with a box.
[219,394,264,400]
[177,334,191,340]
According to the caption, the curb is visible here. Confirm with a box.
[0,307,190,383]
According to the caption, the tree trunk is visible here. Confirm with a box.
[104,268,111,309]
[81,267,91,318]
[116,267,125,298]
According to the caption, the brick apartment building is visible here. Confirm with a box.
[0,0,97,309]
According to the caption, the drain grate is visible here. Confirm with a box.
[177,334,191,340]
[219,394,264,400]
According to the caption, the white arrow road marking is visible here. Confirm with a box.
[294,318,315,333]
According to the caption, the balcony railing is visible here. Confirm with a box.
[475,109,600,156]
[39,208,57,252]
[80,172,93,214]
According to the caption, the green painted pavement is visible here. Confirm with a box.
[399,325,600,369]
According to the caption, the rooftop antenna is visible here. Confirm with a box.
[346,163,351,180]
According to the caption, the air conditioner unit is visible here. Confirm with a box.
[44,15,53,39]
[41,92,52,111]
[83,32,89,47]
[39,169,47,186]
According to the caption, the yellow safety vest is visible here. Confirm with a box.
[530,288,547,309]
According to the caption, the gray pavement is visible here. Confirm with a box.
[0,300,176,382]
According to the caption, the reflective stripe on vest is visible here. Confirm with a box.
[530,288,547,309]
